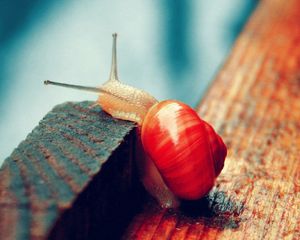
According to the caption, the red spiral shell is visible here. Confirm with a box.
[141,100,227,200]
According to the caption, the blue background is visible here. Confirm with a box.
[0,0,257,162]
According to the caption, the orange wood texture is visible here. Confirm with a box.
[124,0,300,239]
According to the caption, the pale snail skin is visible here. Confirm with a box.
[45,33,180,208]
[99,35,157,125]
[46,34,157,125]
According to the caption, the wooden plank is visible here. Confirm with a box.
[123,0,300,239]
[0,101,144,239]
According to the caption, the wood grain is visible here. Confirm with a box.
[123,0,300,239]
[0,101,144,240]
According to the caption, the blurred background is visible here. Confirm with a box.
[0,0,258,163]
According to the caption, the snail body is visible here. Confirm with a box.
[98,79,157,125]
[44,33,227,208]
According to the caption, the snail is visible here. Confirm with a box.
[44,33,227,208]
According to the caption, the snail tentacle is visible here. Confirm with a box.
[108,33,119,82]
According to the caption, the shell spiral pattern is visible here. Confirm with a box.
[141,100,227,200]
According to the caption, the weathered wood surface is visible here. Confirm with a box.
[0,101,144,239]
[123,0,300,239]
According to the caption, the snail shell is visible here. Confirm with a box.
[141,100,226,200]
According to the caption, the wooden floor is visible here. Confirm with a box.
[0,102,140,239]
[123,0,300,239]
